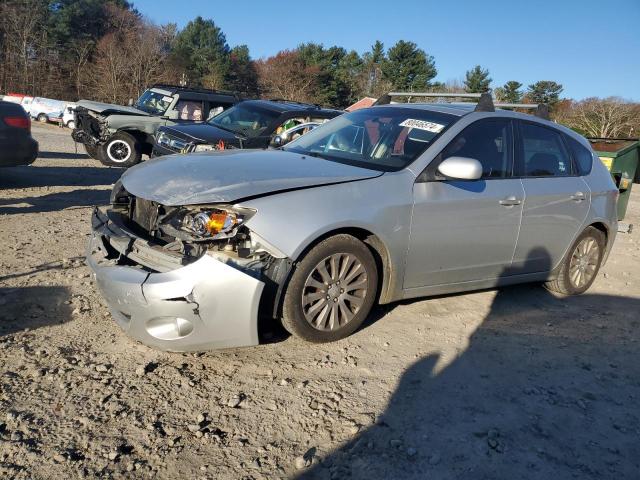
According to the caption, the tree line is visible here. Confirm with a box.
[1,0,638,137]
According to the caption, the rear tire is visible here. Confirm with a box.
[100,132,141,168]
[66,120,75,129]
[282,234,378,343]
[37,113,47,123]
[545,226,605,295]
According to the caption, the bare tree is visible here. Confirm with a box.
[0,0,47,94]
[87,6,174,103]
[255,50,320,103]
[567,97,638,138]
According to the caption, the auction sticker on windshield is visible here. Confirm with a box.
[399,119,445,133]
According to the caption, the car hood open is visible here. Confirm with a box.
[77,100,150,116]
[121,149,383,205]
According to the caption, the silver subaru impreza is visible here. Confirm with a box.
[87,99,618,351]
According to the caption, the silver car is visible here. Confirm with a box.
[87,101,618,351]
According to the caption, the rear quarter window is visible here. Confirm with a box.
[565,135,593,176]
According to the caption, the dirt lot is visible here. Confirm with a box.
[1,123,639,479]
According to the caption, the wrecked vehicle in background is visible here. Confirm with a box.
[72,85,239,167]
[87,97,618,352]
[152,99,341,156]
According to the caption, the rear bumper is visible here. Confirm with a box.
[0,136,38,166]
[87,208,264,351]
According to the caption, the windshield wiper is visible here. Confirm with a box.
[301,150,330,160]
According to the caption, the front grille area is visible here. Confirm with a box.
[157,132,191,153]
[131,197,159,233]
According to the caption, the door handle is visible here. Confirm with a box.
[499,196,522,206]
[571,191,586,201]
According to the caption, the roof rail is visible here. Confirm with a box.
[150,84,241,99]
[374,91,550,120]
[267,98,323,109]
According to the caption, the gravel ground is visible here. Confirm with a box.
[0,123,639,479]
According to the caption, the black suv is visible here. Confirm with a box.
[152,99,342,156]
[72,85,240,167]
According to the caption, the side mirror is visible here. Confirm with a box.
[437,156,483,180]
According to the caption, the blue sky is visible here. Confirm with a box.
[134,0,640,100]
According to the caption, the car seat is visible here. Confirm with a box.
[526,153,560,176]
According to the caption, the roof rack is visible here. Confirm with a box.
[374,91,550,121]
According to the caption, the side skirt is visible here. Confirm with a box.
[401,270,557,300]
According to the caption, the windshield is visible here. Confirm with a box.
[135,89,172,115]
[209,103,280,137]
[283,107,456,171]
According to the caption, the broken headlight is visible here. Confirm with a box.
[163,205,256,241]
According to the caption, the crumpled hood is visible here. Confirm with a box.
[77,100,150,116]
[121,149,382,205]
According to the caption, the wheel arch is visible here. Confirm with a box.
[291,226,395,305]
[113,129,153,155]
[587,221,609,241]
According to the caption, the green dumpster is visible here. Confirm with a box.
[589,138,639,221]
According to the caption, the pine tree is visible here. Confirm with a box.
[464,65,492,93]
[494,81,522,103]
[381,40,437,91]
[526,81,563,105]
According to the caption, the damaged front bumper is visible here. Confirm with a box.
[71,108,109,146]
[86,208,264,352]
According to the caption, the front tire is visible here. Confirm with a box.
[545,226,605,295]
[37,113,47,123]
[100,132,141,168]
[282,234,378,343]
[66,120,75,129]
[83,143,104,161]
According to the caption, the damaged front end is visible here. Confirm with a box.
[87,183,290,351]
[71,107,110,147]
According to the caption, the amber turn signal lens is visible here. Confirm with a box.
[207,213,229,234]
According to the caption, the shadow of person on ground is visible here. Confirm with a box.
[298,249,640,480]
[0,286,73,337]
[0,188,111,214]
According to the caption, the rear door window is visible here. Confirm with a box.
[565,135,593,176]
[518,122,572,177]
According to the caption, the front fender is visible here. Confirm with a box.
[106,115,165,135]
[241,170,415,302]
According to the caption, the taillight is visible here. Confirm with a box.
[4,116,30,131]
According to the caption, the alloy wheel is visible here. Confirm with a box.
[302,253,368,331]
[568,237,600,289]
